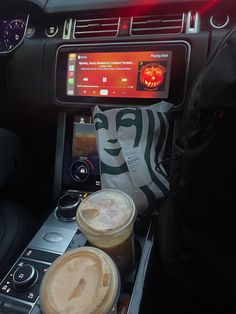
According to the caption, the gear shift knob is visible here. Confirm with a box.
[57,192,81,221]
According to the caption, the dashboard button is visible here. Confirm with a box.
[45,25,58,37]
[210,14,229,29]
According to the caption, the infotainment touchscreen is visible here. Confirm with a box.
[56,43,189,106]
[72,116,100,177]
[66,51,172,99]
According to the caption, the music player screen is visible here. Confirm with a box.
[66,51,172,98]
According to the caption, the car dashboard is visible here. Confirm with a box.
[0,0,235,111]
[0,0,233,105]
[0,0,235,313]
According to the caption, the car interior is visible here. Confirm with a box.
[0,0,235,313]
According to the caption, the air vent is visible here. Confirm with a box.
[74,17,120,38]
[131,14,184,36]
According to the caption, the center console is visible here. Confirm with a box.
[0,190,156,314]
[0,40,190,313]
[0,107,158,313]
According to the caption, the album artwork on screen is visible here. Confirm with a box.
[66,51,172,99]
[72,116,100,177]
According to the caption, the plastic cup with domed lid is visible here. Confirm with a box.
[40,247,120,314]
[76,189,137,274]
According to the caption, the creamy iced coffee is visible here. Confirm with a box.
[76,189,136,274]
[40,247,120,314]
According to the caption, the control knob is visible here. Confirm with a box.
[70,160,90,182]
[57,193,81,221]
[210,14,229,29]
[12,265,38,290]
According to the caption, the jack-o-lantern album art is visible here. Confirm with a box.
[137,61,167,91]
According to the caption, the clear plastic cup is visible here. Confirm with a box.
[40,247,120,314]
[76,189,137,274]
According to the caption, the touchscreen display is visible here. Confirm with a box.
[72,116,100,176]
[66,51,172,99]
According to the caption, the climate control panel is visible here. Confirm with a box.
[62,114,101,192]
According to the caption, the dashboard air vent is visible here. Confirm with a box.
[74,17,120,38]
[131,14,184,36]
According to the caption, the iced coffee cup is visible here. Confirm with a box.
[40,247,120,314]
[76,189,137,274]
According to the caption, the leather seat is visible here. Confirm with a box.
[0,200,34,279]
[158,199,233,313]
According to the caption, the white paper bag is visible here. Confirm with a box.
[93,102,173,214]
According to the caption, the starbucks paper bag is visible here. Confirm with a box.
[93,102,172,214]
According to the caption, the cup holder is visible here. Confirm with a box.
[62,218,155,314]
[83,236,144,313]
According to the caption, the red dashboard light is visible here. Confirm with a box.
[119,19,130,35]
[121,22,129,30]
